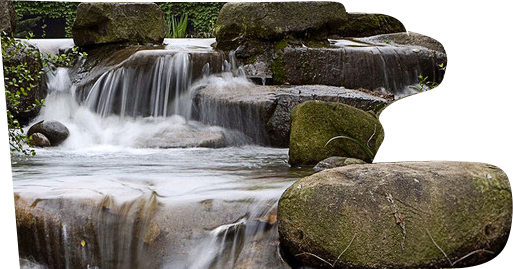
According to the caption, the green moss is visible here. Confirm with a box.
[274,39,288,51]
[271,55,286,84]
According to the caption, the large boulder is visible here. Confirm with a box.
[288,101,384,165]
[357,32,446,54]
[429,12,449,38]
[0,0,16,36]
[27,120,70,146]
[333,13,406,38]
[215,2,347,50]
[72,2,168,47]
[278,161,512,269]
[377,83,513,164]
[3,42,47,126]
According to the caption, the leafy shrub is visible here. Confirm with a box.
[2,32,85,156]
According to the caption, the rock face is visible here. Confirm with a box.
[334,13,406,38]
[0,0,16,36]
[215,2,347,50]
[29,133,51,147]
[278,161,512,269]
[288,101,384,165]
[27,120,70,146]
[192,84,389,147]
[429,12,449,38]
[377,84,513,164]
[357,32,446,54]
[313,156,366,171]
[72,2,167,47]
[277,44,446,94]
[3,43,47,126]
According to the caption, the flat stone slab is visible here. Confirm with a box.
[192,83,390,147]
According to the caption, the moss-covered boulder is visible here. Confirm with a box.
[289,101,384,165]
[429,12,449,38]
[278,161,512,269]
[0,0,16,36]
[72,2,167,47]
[333,13,406,38]
[215,2,347,50]
[377,83,513,164]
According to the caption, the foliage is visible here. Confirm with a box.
[415,63,446,92]
[1,32,86,156]
[168,13,188,38]
[345,1,369,12]
[325,135,375,159]
[13,1,225,38]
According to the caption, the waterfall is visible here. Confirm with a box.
[85,53,193,118]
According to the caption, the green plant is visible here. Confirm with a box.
[168,13,188,38]
[159,2,225,38]
[415,63,446,92]
[2,32,86,156]
[325,135,376,159]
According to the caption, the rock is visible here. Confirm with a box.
[377,84,513,164]
[429,12,449,38]
[27,120,70,146]
[192,84,389,147]
[29,133,51,147]
[278,44,446,95]
[0,0,16,36]
[72,2,167,47]
[313,156,366,171]
[333,13,406,38]
[278,161,512,269]
[288,100,384,165]
[3,42,47,126]
[215,2,347,50]
[357,32,446,54]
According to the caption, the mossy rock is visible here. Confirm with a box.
[288,100,384,165]
[429,12,449,38]
[72,2,167,47]
[278,161,512,269]
[377,83,513,164]
[215,2,347,50]
[334,13,406,38]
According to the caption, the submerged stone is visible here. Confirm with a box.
[334,13,406,38]
[215,2,347,50]
[72,2,167,47]
[357,31,446,54]
[288,100,384,165]
[377,83,513,164]
[27,120,70,146]
[278,161,512,269]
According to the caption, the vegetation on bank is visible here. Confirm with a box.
[2,33,85,156]
[12,1,225,38]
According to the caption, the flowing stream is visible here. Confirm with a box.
[12,38,440,269]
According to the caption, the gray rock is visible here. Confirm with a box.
[0,0,16,36]
[429,12,449,38]
[215,2,347,50]
[29,133,51,147]
[278,161,511,269]
[313,156,366,171]
[333,13,406,38]
[27,120,70,146]
[72,2,167,47]
[357,31,446,54]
